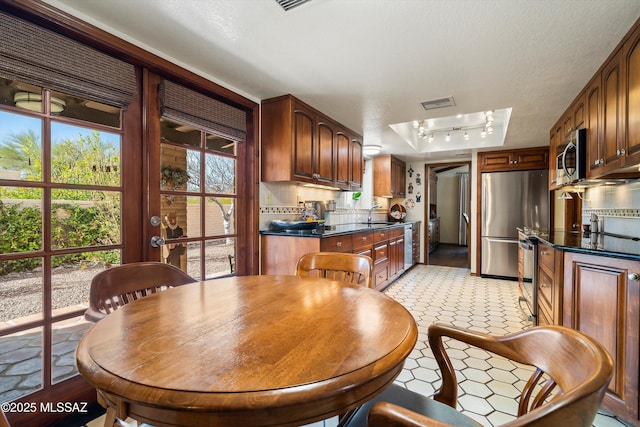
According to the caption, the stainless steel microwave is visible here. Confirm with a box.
[556,128,586,186]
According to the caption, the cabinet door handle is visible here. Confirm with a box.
[617,149,626,156]
[629,273,639,281]
[540,283,548,288]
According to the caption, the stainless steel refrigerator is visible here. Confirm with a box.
[481,169,548,279]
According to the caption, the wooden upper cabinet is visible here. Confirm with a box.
[335,129,350,190]
[549,120,563,189]
[335,127,364,191]
[478,147,549,172]
[623,23,640,167]
[562,109,573,139]
[291,106,315,182]
[551,18,640,180]
[573,91,586,130]
[315,120,335,186]
[261,94,363,187]
[373,155,406,198]
[392,157,406,197]
[586,74,604,178]
[349,135,363,190]
[601,48,625,174]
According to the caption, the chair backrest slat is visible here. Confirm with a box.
[295,252,374,288]
[86,262,196,322]
[426,323,613,427]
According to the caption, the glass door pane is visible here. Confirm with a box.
[159,120,237,279]
[0,80,126,405]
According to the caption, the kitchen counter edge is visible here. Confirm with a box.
[260,221,420,238]
[533,231,640,261]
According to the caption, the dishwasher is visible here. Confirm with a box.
[404,223,413,270]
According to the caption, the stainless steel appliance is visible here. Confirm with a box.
[404,223,413,270]
[518,230,538,324]
[481,169,548,279]
[556,128,586,186]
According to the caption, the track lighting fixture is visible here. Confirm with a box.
[414,110,495,143]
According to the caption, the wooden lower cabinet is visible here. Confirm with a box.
[261,224,410,290]
[353,230,374,259]
[372,229,391,290]
[388,227,405,284]
[320,234,353,253]
[536,242,563,325]
[563,252,640,425]
[261,235,321,276]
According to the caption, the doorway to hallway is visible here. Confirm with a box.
[425,162,470,268]
[428,243,469,268]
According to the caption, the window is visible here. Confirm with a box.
[0,79,124,400]
[159,119,237,279]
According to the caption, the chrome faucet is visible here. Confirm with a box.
[368,204,382,224]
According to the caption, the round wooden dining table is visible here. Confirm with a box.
[76,275,418,427]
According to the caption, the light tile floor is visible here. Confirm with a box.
[86,265,631,427]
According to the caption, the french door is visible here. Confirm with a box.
[144,74,245,280]
[153,119,238,279]
[0,77,141,417]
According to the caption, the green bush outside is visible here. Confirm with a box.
[0,199,120,276]
[1,127,121,276]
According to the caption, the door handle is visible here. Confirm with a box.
[486,238,519,244]
[150,236,166,248]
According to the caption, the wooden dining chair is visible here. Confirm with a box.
[343,323,613,427]
[295,252,374,288]
[84,261,197,322]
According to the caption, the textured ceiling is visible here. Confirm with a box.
[42,0,640,162]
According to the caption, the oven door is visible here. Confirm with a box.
[518,234,538,324]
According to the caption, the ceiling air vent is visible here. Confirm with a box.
[421,96,456,111]
[275,0,313,11]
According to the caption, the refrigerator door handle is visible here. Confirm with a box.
[484,238,519,244]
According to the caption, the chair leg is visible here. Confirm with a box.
[103,407,118,427]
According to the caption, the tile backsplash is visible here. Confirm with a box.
[583,180,640,236]
[259,181,389,230]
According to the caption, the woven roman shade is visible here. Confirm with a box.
[0,11,136,108]
[160,80,246,141]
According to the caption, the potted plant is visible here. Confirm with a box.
[161,166,190,191]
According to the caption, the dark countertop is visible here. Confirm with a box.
[260,221,418,238]
[524,229,640,261]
